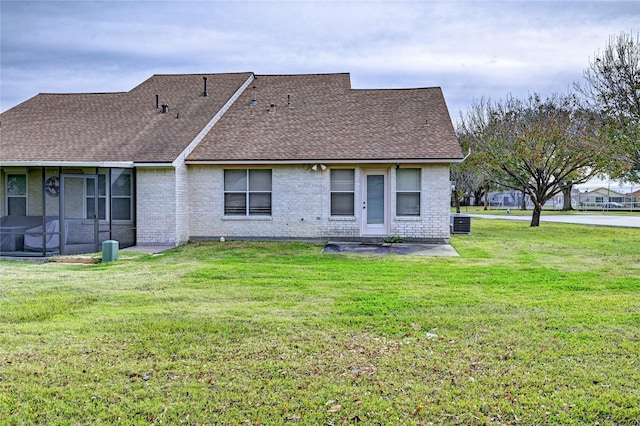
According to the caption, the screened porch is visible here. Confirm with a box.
[0,166,136,257]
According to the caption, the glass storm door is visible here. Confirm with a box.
[361,170,388,236]
[60,175,99,254]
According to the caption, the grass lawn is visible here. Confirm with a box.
[1,219,639,425]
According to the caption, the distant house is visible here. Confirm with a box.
[578,187,631,207]
[0,72,464,256]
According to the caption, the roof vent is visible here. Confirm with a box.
[156,94,159,109]
[161,104,170,113]
[202,76,208,97]
[287,94,291,107]
[250,86,258,106]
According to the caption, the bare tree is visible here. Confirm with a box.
[450,131,487,213]
[460,93,608,226]
[576,31,640,182]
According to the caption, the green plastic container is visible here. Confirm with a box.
[102,240,119,263]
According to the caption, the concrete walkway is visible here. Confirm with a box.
[468,213,640,228]
[121,245,176,254]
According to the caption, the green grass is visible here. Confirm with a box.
[1,219,639,425]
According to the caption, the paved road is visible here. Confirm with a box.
[467,213,640,228]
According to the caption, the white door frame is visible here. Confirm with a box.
[360,169,389,236]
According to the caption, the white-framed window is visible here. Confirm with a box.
[224,169,272,216]
[84,169,133,221]
[6,174,27,216]
[111,169,133,221]
[330,169,355,216]
[396,168,421,216]
[86,175,107,220]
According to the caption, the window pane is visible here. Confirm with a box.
[367,175,385,224]
[98,198,106,220]
[98,175,107,196]
[224,193,246,215]
[397,193,420,216]
[112,198,131,220]
[331,193,354,216]
[7,175,26,196]
[397,169,420,191]
[8,198,27,216]
[112,172,131,196]
[224,170,247,191]
[86,179,95,197]
[86,197,96,219]
[249,170,272,191]
[331,169,354,191]
[249,193,271,215]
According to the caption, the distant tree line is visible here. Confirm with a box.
[452,31,640,227]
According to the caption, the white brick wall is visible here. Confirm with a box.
[189,165,324,239]
[188,164,451,243]
[174,161,190,244]
[136,167,181,245]
[390,164,451,242]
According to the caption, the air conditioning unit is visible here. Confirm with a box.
[450,214,471,235]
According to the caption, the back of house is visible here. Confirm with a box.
[0,72,463,257]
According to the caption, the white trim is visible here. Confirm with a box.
[186,158,462,165]
[133,163,174,168]
[173,73,256,167]
[361,169,389,236]
[1,161,134,168]
[5,172,28,216]
[221,216,272,221]
[328,216,356,221]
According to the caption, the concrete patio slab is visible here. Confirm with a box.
[322,242,459,256]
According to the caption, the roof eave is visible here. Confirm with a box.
[185,158,465,165]
[0,161,135,168]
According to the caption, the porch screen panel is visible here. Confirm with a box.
[86,175,107,220]
[111,170,133,221]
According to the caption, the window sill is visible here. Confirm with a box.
[222,216,272,221]
[329,216,356,221]
[395,216,421,221]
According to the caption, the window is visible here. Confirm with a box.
[396,168,420,216]
[6,174,27,216]
[111,169,133,221]
[224,169,272,216]
[86,175,107,220]
[330,169,355,216]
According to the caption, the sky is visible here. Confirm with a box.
[1,0,639,122]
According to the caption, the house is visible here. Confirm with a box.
[577,187,632,208]
[0,72,464,256]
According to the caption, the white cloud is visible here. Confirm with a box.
[1,0,639,117]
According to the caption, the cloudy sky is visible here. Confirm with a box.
[1,0,638,120]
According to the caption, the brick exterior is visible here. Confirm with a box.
[188,164,451,243]
[136,167,181,245]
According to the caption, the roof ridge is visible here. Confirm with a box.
[150,72,254,77]
[254,72,350,77]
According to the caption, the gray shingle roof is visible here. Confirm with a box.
[187,73,463,162]
[0,72,463,165]
[0,73,253,163]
